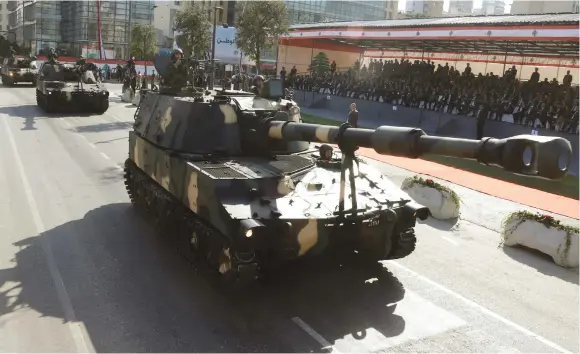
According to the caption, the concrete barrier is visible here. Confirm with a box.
[293,90,579,176]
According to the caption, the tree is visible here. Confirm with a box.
[130,24,158,62]
[0,34,22,57]
[308,52,330,74]
[235,1,289,74]
[173,2,212,58]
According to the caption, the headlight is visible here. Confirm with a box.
[404,201,430,221]
[239,219,266,238]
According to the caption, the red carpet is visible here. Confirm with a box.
[357,147,579,220]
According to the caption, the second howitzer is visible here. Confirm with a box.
[124,76,572,289]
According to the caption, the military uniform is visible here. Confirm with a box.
[165,59,188,90]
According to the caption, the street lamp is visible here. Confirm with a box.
[143,4,157,89]
[208,5,223,90]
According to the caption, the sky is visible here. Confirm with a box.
[397,0,514,13]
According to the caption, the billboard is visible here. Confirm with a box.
[173,27,278,66]
[213,26,255,65]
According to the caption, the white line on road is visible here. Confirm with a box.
[78,134,90,143]
[60,118,71,128]
[386,260,572,354]
[442,236,459,246]
[2,118,95,353]
[100,152,111,160]
[106,111,130,123]
[291,317,342,353]
[89,143,97,149]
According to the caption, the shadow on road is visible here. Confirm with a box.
[418,217,460,231]
[73,121,133,133]
[0,104,98,132]
[98,166,124,185]
[0,203,407,352]
[502,245,579,285]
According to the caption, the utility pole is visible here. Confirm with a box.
[127,1,132,59]
[208,5,223,90]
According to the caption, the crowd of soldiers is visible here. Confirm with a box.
[287,59,579,134]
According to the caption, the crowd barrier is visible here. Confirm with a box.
[292,90,579,176]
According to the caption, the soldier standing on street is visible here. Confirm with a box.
[348,103,359,128]
[477,99,489,140]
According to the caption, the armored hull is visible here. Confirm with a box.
[126,130,418,261]
[1,56,38,85]
[36,65,109,114]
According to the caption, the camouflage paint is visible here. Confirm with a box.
[129,90,415,259]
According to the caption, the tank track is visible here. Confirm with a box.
[123,158,260,292]
[123,158,417,289]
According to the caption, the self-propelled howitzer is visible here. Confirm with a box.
[124,78,572,289]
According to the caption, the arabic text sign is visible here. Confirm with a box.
[214,27,254,65]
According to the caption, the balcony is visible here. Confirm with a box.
[7,1,18,12]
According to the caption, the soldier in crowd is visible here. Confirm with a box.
[250,75,265,95]
[165,48,188,92]
[76,55,86,67]
[285,58,578,134]
[46,47,58,64]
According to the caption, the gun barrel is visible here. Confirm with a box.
[266,121,572,180]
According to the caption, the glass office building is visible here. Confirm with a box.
[286,0,389,24]
[8,0,154,59]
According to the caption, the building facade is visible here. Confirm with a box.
[286,0,392,24]
[7,0,155,59]
[480,0,506,15]
[448,0,474,15]
[510,0,579,14]
[404,0,444,17]
[0,1,9,33]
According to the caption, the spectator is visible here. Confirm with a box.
[285,58,578,134]
[530,67,540,83]
[564,70,573,86]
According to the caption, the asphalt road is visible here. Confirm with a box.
[0,82,578,353]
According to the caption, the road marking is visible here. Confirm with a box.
[291,317,342,353]
[2,117,95,353]
[386,260,572,354]
[78,134,90,143]
[106,111,130,123]
[60,118,72,128]
[442,236,459,246]
[89,143,97,149]
[100,152,111,160]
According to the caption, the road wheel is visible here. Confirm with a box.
[2,75,12,85]
[44,95,56,113]
[95,97,109,114]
